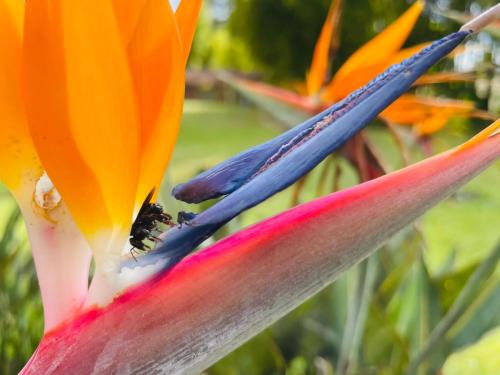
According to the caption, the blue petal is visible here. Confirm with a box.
[172,31,469,205]
[122,31,469,271]
[172,107,338,203]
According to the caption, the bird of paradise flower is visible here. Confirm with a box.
[234,0,494,134]
[0,0,498,373]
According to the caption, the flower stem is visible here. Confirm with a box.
[20,202,92,332]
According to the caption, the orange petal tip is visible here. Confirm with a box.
[456,119,500,152]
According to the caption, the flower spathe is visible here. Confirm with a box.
[0,0,202,329]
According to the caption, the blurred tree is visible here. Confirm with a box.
[189,0,259,72]
[229,0,330,80]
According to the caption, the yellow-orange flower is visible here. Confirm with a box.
[0,0,202,311]
[306,0,342,97]
[321,0,426,102]
[380,94,494,135]
[306,0,489,135]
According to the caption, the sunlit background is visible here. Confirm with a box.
[1,0,499,374]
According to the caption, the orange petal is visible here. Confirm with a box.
[0,0,42,192]
[415,106,491,135]
[322,46,425,101]
[23,0,139,238]
[333,0,424,82]
[381,94,432,123]
[387,42,431,64]
[402,95,475,112]
[175,0,203,61]
[380,96,432,124]
[415,71,475,85]
[457,119,499,151]
[126,0,185,206]
[382,95,476,129]
[323,63,386,101]
[111,0,148,44]
[415,110,453,134]
[306,0,343,96]
[323,42,430,102]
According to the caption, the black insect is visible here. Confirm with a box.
[129,189,175,259]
